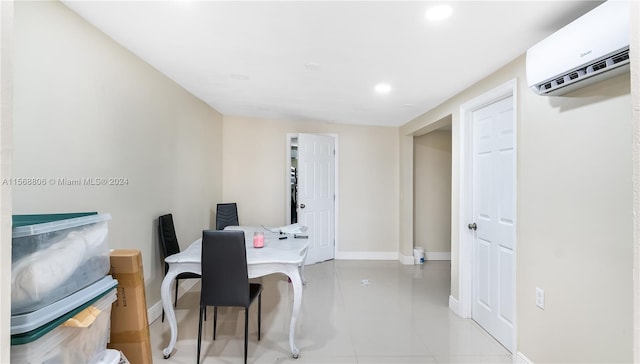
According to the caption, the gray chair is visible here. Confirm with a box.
[158,214,201,322]
[197,230,262,364]
[216,203,239,230]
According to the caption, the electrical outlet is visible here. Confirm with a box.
[536,287,545,309]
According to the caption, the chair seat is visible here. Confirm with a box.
[177,272,201,280]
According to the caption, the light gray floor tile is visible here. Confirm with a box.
[149,260,510,363]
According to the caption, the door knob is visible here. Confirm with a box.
[468,222,477,231]
[299,204,306,209]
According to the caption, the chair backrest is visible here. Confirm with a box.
[158,214,181,273]
[216,203,239,230]
[201,230,250,307]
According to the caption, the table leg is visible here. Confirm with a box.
[161,269,180,359]
[287,266,303,358]
[298,264,307,286]
[299,245,309,285]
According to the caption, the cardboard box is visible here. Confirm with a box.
[108,250,152,364]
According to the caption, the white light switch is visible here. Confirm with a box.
[536,287,545,309]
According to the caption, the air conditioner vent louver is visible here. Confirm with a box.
[588,59,607,72]
[534,48,629,95]
[611,50,630,64]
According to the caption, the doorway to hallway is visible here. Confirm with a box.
[413,125,452,262]
[287,133,337,265]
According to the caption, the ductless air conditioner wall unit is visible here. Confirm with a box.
[526,0,630,96]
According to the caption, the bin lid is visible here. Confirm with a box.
[12,212,98,228]
[10,275,118,340]
[12,212,111,238]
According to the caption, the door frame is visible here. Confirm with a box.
[286,133,339,261]
[457,79,517,353]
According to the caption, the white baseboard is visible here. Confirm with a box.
[426,251,451,260]
[399,254,414,265]
[516,352,533,364]
[147,278,199,325]
[148,300,163,324]
[335,252,449,264]
[449,295,463,317]
[335,251,399,260]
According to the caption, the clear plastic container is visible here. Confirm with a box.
[90,349,123,364]
[11,213,112,314]
[11,287,117,364]
[11,275,118,335]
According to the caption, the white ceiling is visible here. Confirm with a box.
[61,1,602,127]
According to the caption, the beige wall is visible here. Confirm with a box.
[222,115,399,254]
[401,54,633,361]
[11,1,223,310]
[413,129,452,255]
[518,70,631,363]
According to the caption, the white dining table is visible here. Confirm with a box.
[160,226,309,359]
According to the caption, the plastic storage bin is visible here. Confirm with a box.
[11,284,117,364]
[91,349,125,364]
[11,213,112,315]
[11,275,118,335]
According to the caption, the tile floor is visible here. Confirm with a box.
[149,260,511,364]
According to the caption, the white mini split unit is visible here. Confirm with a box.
[526,0,630,96]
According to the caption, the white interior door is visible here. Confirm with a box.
[297,133,335,264]
[470,95,515,351]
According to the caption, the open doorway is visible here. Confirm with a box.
[290,137,298,224]
[413,119,453,262]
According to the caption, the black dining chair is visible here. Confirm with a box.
[216,202,239,230]
[158,213,201,322]
[197,230,262,364]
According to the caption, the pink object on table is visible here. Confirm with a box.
[253,232,264,248]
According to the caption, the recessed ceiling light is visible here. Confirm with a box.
[425,5,453,21]
[374,83,392,93]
